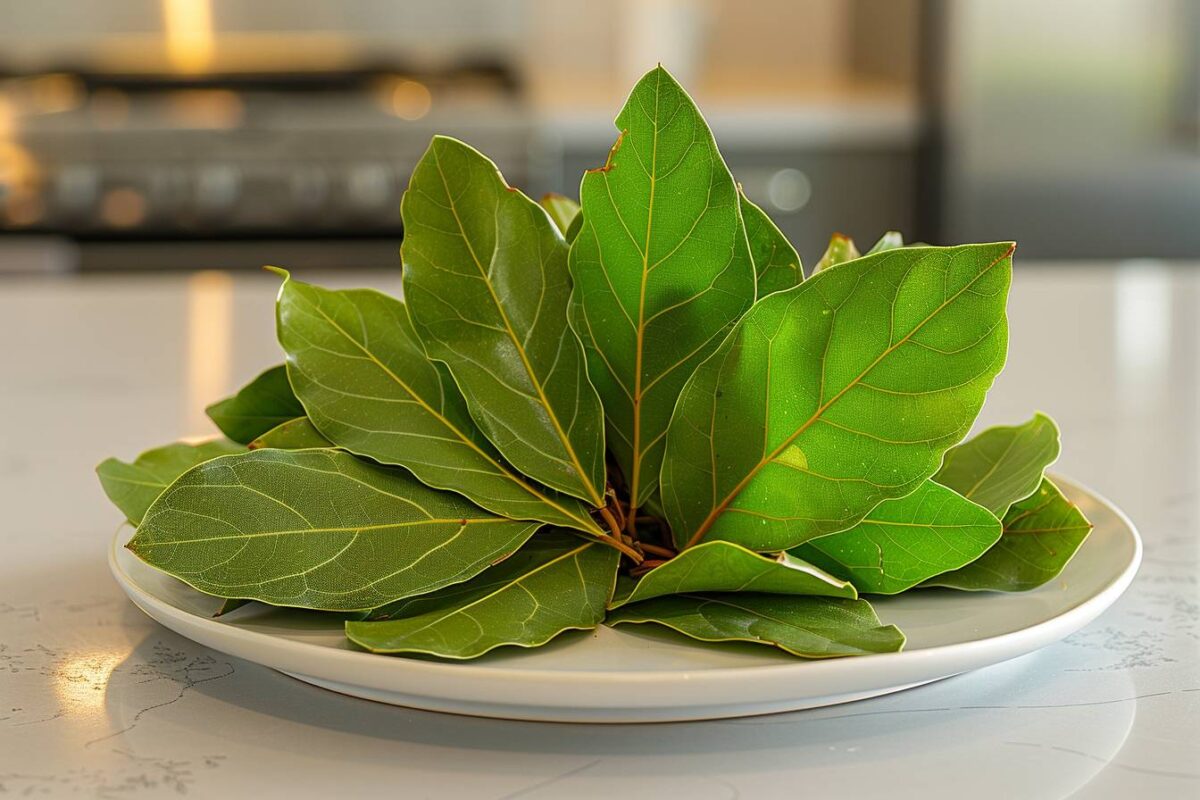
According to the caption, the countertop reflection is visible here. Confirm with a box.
[0,263,1196,798]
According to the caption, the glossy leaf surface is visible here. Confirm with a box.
[610,541,854,609]
[97,439,243,524]
[248,417,333,450]
[402,137,607,505]
[934,412,1060,517]
[926,478,1092,591]
[347,531,617,658]
[129,449,541,611]
[792,480,1002,594]
[205,365,305,444]
[569,65,757,511]
[740,189,802,296]
[607,593,905,658]
[663,243,1014,551]
[276,274,602,535]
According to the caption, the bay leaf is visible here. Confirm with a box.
[346,531,617,658]
[248,416,333,450]
[564,210,584,244]
[205,365,305,444]
[540,192,581,235]
[740,188,802,296]
[275,273,603,536]
[791,480,1002,594]
[96,438,244,524]
[569,65,757,516]
[401,137,608,506]
[813,232,861,272]
[867,231,904,254]
[934,412,1061,517]
[606,593,905,658]
[610,541,854,609]
[129,449,541,611]
[925,478,1092,591]
[662,243,1013,552]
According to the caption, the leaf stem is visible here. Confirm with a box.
[629,558,668,577]
[598,506,643,563]
[638,542,676,559]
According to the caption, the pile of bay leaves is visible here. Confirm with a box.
[98,67,1092,660]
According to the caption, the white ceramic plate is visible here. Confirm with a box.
[110,476,1140,723]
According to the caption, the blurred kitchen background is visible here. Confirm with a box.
[0,0,1197,273]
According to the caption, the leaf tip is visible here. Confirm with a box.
[263,265,290,281]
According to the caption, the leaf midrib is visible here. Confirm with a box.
[960,427,1025,501]
[134,517,504,547]
[375,541,593,640]
[295,288,598,533]
[628,67,663,514]
[685,245,1014,548]
[428,145,603,508]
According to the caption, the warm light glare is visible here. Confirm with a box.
[163,0,215,74]
[186,270,233,436]
[53,651,123,713]
[0,93,14,137]
[389,79,432,121]
[165,89,244,129]
[99,187,147,228]
[28,74,84,114]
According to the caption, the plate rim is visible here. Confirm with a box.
[109,474,1141,691]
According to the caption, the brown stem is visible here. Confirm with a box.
[598,506,643,563]
[605,487,627,530]
[629,558,668,577]
[639,542,676,559]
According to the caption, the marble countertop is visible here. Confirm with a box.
[0,263,1196,798]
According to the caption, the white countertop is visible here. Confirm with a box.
[0,263,1196,798]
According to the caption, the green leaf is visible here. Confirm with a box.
[610,541,854,609]
[205,365,305,444]
[346,531,618,658]
[129,449,541,611]
[740,188,802,296]
[791,480,1002,594]
[401,137,608,506]
[813,232,860,272]
[275,273,603,536]
[540,193,581,235]
[96,439,244,524]
[569,65,757,514]
[248,417,333,450]
[564,210,584,244]
[926,478,1092,591]
[607,594,905,658]
[933,412,1061,517]
[867,231,904,254]
[662,243,1014,552]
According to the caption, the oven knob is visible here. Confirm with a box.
[148,166,191,217]
[194,164,241,216]
[345,164,393,213]
[53,165,100,217]
[289,165,330,215]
